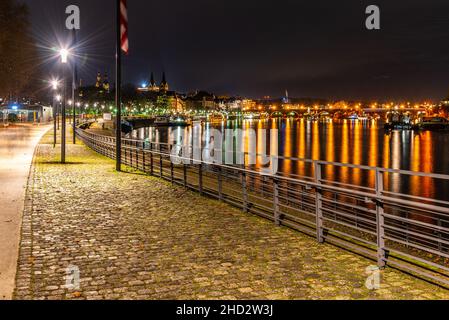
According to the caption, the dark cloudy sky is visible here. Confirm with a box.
[22,0,449,101]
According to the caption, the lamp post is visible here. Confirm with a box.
[60,48,69,164]
[71,30,78,145]
[51,80,59,148]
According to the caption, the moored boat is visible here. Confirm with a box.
[154,115,189,127]
[413,117,449,131]
[208,114,225,123]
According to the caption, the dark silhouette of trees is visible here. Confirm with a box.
[0,0,37,101]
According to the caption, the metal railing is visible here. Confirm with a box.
[76,128,449,287]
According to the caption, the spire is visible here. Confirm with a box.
[160,72,169,92]
[95,72,102,88]
[150,72,155,87]
[103,72,110,92]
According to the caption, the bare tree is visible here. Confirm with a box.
[0,0,37,102]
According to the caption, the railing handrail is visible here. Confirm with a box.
[79,128,449,182]
[76,127,449,286]
[76,128,449,214]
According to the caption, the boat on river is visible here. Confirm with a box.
[345,114,359,120]
[384,122,413,131]
[412,117,449,131]
[154,115,189,127]
[190,116,207,126]
[208,114,225,123]
[384,112,413,131]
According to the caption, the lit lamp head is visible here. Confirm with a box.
[51,80,59,90]
[59,48,69,64]
[56,95,62,102]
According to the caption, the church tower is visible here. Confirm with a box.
[149,72,158,92]
[95,72,102,88]
[160,72,169,92]
[103,73,110,93]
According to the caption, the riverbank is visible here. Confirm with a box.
[13,129,449,300]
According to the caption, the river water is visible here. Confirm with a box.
[130,119,449,202]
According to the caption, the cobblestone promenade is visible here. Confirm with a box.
[13,132,449,300]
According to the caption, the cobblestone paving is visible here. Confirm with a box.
[13,133,449,300]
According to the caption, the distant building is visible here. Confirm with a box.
[217,98,242,111]
[94,72,110,93]
[138,72,169,93]
[136,73,185,113]
[441,91,449,107]
[1,103,52,123]
[242,99,256,111]
[282,90,290,104]
[184,91,217,111]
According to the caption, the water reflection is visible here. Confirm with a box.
[132,119,449,201]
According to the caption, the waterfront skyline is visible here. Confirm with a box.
[3,0,449,304]
[23,0,449,101]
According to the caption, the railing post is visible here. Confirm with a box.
[375,169,387,268]
[183,164,187,188]
[170,162,174,184]
[218,167,223,201]
[150,143,154,176]
[159,144,163,178]
[273,178,280,226]
[199,163,203,195]
[135,142,139,170]
[314,161,324,243]
[242,171,248,213]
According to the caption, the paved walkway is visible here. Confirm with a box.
[13,130,449,300]
[0,123,51,300]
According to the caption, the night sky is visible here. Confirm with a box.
[22,0,449,101]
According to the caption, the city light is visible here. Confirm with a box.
[59,48,69,64]
[51,79,59,90]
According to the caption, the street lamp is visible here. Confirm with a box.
[50,80,60,147]
[59,47,69,164]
